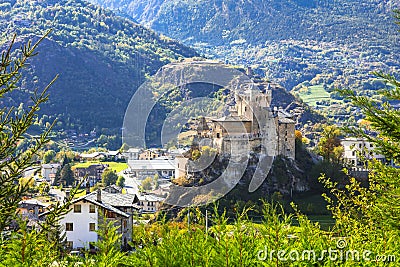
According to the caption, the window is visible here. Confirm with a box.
[89,204,96,213]
[89,223,95,232]
[352,151,355,156]
[66,241,73,249]
[123,220,127,230]
[66,223,73,231]
[106,211,116,218]
[74,204,81,213]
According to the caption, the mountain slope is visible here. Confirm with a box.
[0,0,197,133]
[88,0,400,46]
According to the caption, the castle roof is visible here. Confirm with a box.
[276,109,295,124]
[212,115,251,122]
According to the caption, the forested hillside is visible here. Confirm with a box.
[88,0,399,46]
[0,0,197,133]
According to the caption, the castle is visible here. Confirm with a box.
[175,78,296,179]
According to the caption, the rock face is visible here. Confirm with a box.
[180,151,311,199]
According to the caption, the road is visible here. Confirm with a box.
[119,171,140,195]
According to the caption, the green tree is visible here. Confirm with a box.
[94,219,127,265]
[53,167,62,186]
[317,124,343,163]
[116,175,125,187]
[55,150,75,164]
[153,173,159,190]
[38,181,50,196]
[102,169,118,186]
[0,32,56,231]
[120,143,129,152]
[42,149,56,163]
[60,164,74,186]
[141,177,153,191]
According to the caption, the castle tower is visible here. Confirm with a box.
[234,82,272,134]
[197,116,209,137]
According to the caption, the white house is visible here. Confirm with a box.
[136,193,164,213]
[105,150,123,161]
[42,189,139,250]
[122,148,142,160]
[342,137,386,170]
[41,163,61,183]
[49,188,66,203]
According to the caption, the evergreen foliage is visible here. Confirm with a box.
[0,31,54,232]
[59,163,75,186]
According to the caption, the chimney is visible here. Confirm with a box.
[97,189,102,203]
[246,66,253,77]
[65,189,70,200]
[86,179,90,195]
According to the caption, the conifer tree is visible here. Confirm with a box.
[0,31,56,231]
[60,163,75,186]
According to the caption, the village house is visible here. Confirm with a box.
[49,188,67,203]
[41,188,140,250]
[138,149,165,160]
[79,151,123,162]
[136,193,164,213]
[18,199,49,220]
[79,152,105,161]
[104,150,123,161]
[122,148,142,160]
[342,137,386,171]
[73,164,108,186]
[41,163,61,183]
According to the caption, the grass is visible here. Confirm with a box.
[72,161,128,173]
[296,84,331,107]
